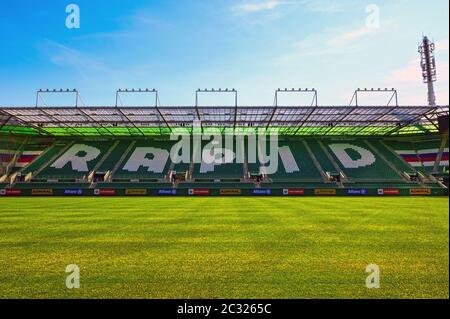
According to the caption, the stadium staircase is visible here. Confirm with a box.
[91,140,120,173]
[167,161,177,180]
[242,157,250,181]
[246,151,260,177]
[316,140,348,182]
[378,140,430,186]
[433,136,449,173]
[302,140,335,185]
[187,162,194,181]
[97,140,134,180]
[172,163,191,182]
[364,140,409,182]
[87,140,122,188]
[19,141,74,180]
[0,139,20,177]
[5,138,28,175]
[108,140,136,181]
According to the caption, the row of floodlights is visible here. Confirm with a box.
[38,89,77,92]
[357,88,396,91]
[197,88,237,92]
[38,88,316,93]
[38,88,159,93]
[277,88,316,92]
[117,88,157,92]
[37,87,397,94]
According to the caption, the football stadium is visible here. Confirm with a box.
[1,86,449,196]
[0,2,449,301]
[0,84,449,298]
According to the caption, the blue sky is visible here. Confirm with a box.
[0,0,448,106]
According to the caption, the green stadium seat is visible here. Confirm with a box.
[192,139,244,179]
[35,141,114,180]
[247,139,322,181]
[305,139,336,174]
[386,138,448,175]
[2,136,447,192]
[21,142,71,176]
[96,140,132,172]
[113,141,173,180]
[323,139,404,181]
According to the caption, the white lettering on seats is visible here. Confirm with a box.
[51,144,101,172]
[278,146,300,173]
[328,143,376,168]
[200,145,235,173]
[122,147,169,173]
[258,135,279,175]
[199,136,235,173]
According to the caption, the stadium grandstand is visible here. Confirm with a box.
[0,86,448,197]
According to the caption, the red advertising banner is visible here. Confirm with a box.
[189,189,210,196]
[283,189,305,196]
[378,188,400,195]
[5,189,22,196]
[99,189,116,196]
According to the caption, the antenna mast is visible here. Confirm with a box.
[418,36,437,106]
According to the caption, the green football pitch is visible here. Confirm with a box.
[0,197,448,299]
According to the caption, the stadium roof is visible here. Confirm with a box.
[0,105,448,137]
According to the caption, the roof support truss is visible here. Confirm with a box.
[0,104,447,137]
